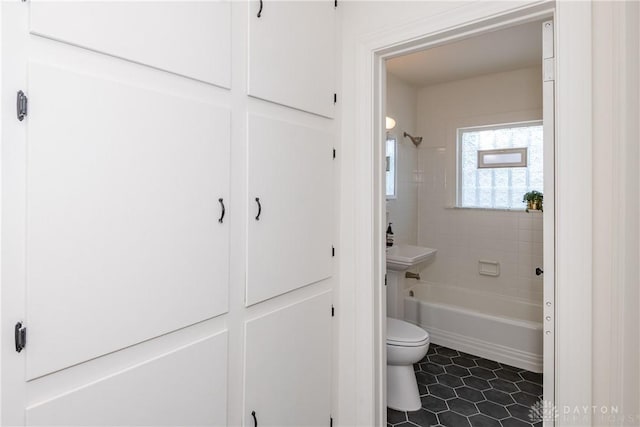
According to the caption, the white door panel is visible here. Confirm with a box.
[30,1,231,87]
[26,63,230,379]
[26,332,228,426]
[244,291,332,427]
[542,20,555,422]
[248,1,335,117]
[247,114,333,306]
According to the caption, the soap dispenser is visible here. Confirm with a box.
[386,223,394,247]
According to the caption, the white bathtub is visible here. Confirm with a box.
[404,282,543,373]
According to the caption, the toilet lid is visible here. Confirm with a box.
[387,318,429,346]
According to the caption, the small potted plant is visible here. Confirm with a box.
[523,190,543,212]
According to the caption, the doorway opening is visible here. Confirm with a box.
[377,12,556,427]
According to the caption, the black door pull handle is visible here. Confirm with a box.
[257,0,263,17]
[255,197,262,221]
[218,198,225,223]
[251,411,258,427]
[15,322,25,353]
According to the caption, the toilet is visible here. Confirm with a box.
[386,317,430,411]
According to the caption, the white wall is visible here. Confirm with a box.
[591,1,640,424]
[385,73,418,246]
[415,67,544,305]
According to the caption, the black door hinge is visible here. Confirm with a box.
[16,90,28,121]
[15,322,26,353]
[332,148,336,159]
[384,274,387,286]
[331,306,335,317]
[333,93,337,104]
[332,246,335,257]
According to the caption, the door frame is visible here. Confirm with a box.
[350,1,592,425]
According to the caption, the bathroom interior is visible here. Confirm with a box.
[384,20,547,427]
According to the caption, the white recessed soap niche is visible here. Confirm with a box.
[478,260,500,277]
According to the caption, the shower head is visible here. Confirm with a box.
[403,132,423,147]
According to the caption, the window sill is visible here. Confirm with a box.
[446,206,541,213]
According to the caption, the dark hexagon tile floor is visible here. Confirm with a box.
[387,344,543,427]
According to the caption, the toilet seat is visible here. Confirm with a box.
[387,318,429,347]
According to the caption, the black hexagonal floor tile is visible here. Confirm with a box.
[512,391,540,407]
[445,364,471,378]
[421,395,448,413]
[436,347,459,357]
[387,408,407,424]
[422,362,445,375]
[458,351,482,360]
[463,376,491,391]
[475,358,501,370]
[451,356,477,368]
[447,398,478,416]
[429,354,453,365]
[391,345,543,427]
[437,373,464,388]
[418,383,429,396]
[494,368,523,382]
[428,383,456,400]
[469,414,501,427]
[507,404,534,422]
[520,370,543,384]
[500,363,525,373]
[438,411,471,427]
[416,371,437,386]
[488,378,519,393]
[469,367,496,380]
[517,380,543,396]
[501,417,532,427]
[476,401,509,419]
[455,386,485,403]
[483,389,515,406]
[407,409,438,426]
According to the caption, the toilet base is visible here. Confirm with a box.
[386,364,422,411]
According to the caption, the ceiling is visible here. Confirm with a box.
[386,20,544,87]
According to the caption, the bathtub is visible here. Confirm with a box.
[404,282,543,373]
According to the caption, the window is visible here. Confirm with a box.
[386,136,397,199]
[477,148,527,168]
[457,121,543,209]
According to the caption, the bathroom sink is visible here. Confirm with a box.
[386,245,437,271]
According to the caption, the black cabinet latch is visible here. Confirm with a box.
[15,322,26,352]
[17,90,28,121]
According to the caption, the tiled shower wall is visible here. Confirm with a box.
[414,67,545,304]
[386,73,419,246]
